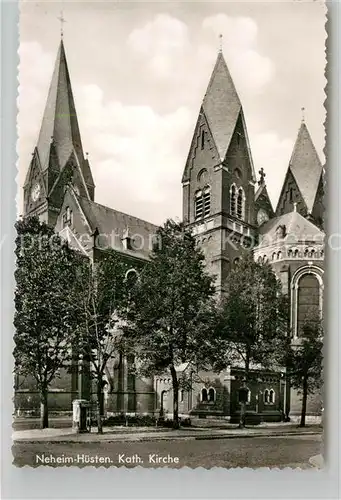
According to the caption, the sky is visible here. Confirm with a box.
[18,1,326,225]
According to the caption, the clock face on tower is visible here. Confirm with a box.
[257,208,269,226]
[31,182,41,202]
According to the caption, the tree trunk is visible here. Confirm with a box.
[40,387,49,429]
[170,364,179,429]
[239,401,246,428]
[239,362,249,429]
[300,377,308,427]
[96,377,103,434]
[284,371,291,422]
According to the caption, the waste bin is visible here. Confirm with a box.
[72,399,90,433]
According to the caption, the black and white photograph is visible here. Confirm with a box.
[12,0,326,470]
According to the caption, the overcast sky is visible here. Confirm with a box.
[18,1,326,224]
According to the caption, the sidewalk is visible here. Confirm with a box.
[13,423,322,444]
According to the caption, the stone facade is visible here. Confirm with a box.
[16,40,324,422]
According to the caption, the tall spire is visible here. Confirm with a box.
[202,51,242,161]
[36,40,84,171]
[288,120,322,213]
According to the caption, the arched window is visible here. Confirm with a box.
[276,225,286,239]
[179,389,184,403]
[234,168,242,180]
[237,188,244,219]
[297,273,321,337]
[62,206,73,227]
[269,389,275,404]
[125,269,139,292]
[201,130,205,150]
[264,389,270,404]
[125,268,138,281]
[201,388,208,402]
[294,249,299,258]
[277,251,282,260]
[197,168,208,184]
[195,190,203,219]
[208,387,216,402]
[160,390,167,409]
[203,187,211,217]
[195,187,211,219]
[234,257,240,267]
[230,184,237,215]
[288,249,293,258]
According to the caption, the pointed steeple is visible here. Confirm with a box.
[254,167,274,220]
[36,39,93,188]
[288,121,322,213]
[255,168,268,201]
[202,51,242,161]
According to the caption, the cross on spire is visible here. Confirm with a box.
[258,167,266,186]
[301,106,305,123]
[218,34,223,53]
[57,11,66,38]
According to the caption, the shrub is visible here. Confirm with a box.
[93,414,191,428]
[101,414,157,427]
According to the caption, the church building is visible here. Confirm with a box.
[16,37,324,422]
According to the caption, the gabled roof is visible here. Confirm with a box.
[287,122,322,213]
[257,210,324,248]
[202,52,242,161]
[36,40,94,186]
[59,225,89,255]
[255,182,270,203]
[78,197,158,261]
[255,182,274,214]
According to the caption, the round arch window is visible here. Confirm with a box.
[297,273,320,336]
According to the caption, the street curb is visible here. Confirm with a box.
[13,430,321,445]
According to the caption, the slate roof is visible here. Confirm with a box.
[78,197,158,261]
[255,183,274,215]
[287,122,322,213]
[257,210,324,248]
[202,52,242,161]
[36,40,94,187]
[255,182,270,203]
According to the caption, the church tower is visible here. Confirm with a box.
[276,119,323,227]
[23,39,95,226]
[182,50,256,293]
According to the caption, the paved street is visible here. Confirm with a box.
[13,434,321,469]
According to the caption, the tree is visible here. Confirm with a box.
[125,220,217,429]
[14,217,80,428]
[285,319,323,427]
[215,254,289,428]
[74,249,129,434]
